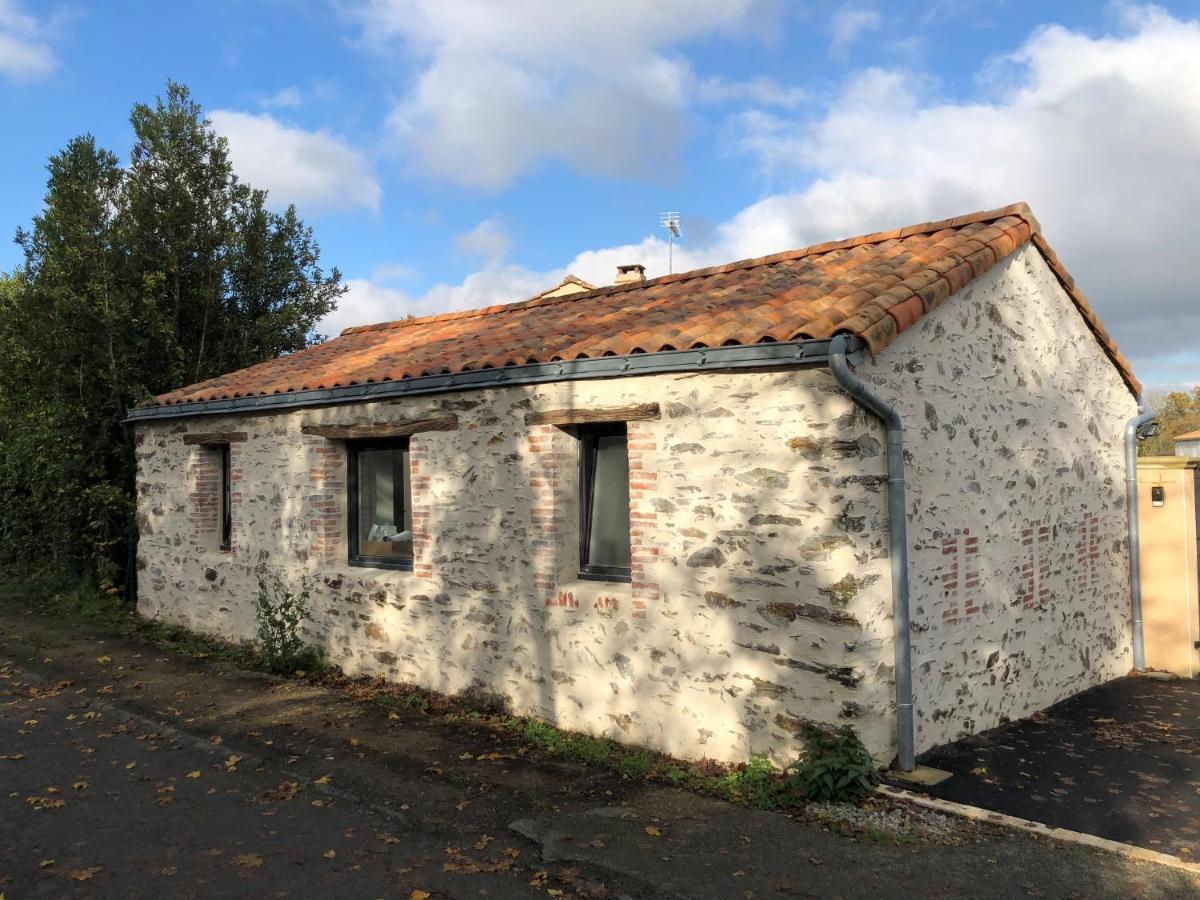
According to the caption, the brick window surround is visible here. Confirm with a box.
[528,419,660,617]
[307,436,434,577]
[188,443,240,552]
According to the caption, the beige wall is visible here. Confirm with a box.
[856,243,1137,754]
[135,368,896,765]
[134,242,1137,765]
[1137,460,1200,676]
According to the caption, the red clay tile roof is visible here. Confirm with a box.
[150,202,1139,407]
[1175,429,1200,442]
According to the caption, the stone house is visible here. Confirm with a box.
[129,203,1143,770]
[1174,429,1200,458]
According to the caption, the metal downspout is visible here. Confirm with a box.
[1125,399,1156,671]
[828,334,916,772]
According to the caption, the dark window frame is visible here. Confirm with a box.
[218,443,232,551]
[577,423,632,583]
[346,438,414,571]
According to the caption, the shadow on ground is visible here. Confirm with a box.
[3,611,1200,899]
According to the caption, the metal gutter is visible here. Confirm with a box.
[1125,399,1157,671]
[828,334,916,772]
[123,338,854,423]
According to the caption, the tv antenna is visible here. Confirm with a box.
[659,212,681,274]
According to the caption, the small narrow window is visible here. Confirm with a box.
[578,424,631,582]
[348,439,413,570]
[218,443,232,551]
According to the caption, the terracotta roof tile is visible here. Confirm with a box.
[149,202,1140,407]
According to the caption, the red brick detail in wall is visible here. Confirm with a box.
[940,528,980,625]
[626,421,659,618]
[529,425,571,606]
[410,438,434,580]
[1020,521,1052,610]
[308,444,344,564]
[1076,513,1100,588]
[188,447,221,549]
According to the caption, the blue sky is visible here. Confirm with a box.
[2,0,1198,392]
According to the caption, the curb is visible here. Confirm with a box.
[877,784,1200,874]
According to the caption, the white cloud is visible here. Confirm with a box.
[829,7,882,56]
[345,0,768,189]
[260,86,302,109]
[328,4,1200,391]
[0,0,61,82]
[209,110,381,214]
[719,4,1200,381]
[455,218,513,261]
[694,75,808,108]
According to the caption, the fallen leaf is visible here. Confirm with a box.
[125,762,137,770]
[72,780,89,790]
[38,859,55,868]
[187,771,201,779]
[323,850,336,859]
[314,774,332,785]
[474,834,493,851]
[224,755,243,772]
[234,853,263,868]
[644,825,662,837]
[70,867,101,881]
[732,869,746,876]
[409,891,431,900]
[96,656,112,664]
[379,832,401,844]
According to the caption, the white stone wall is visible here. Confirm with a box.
[855,243,1137,754]
[134,242,1137,766]
[135,368,896,765]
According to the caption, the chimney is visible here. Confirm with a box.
[615,263,646,286]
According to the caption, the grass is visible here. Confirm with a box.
[0,572,307,674]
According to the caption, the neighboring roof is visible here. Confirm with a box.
[1174,429,1200,442]
[149,202,1139,409]
[534,274,595,299]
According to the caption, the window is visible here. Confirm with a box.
[218,443,232,551]
[578,424,631,582]
[348,440,413,570]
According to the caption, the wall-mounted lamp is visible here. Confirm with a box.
[1138,420,1161,440]
[1152,486,1165,507]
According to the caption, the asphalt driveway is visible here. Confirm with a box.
[5,604,1200,898]
[915,675,1200,858]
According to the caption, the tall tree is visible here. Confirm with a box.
[1142,388,1200,456]
[0,83,345,586]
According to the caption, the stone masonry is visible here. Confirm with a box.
[136,243,1136,765]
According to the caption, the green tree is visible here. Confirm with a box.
[0,83,345,586]
[1142,388,1200,456]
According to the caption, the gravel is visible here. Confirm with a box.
[804,796,964,842]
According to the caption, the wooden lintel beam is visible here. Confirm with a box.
[183,431,247,445]
[524,402,660,427]
[301,415,459,440]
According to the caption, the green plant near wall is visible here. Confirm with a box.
[787,722,878,803]
[254,568,322,674]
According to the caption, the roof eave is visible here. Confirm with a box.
[124,337,858,424]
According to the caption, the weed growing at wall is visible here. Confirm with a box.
[788,722,877,803]
[253,568,323,674]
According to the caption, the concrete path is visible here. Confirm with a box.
[2,609,1198,899]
